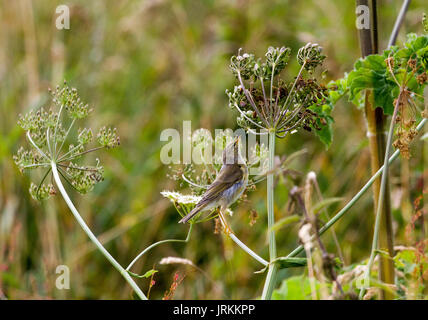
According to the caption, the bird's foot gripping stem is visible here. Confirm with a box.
[218,209,233,235]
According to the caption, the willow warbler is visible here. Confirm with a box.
[179,136,248,233]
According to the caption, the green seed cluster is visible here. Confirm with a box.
[97,126,120,149]
[65,161,104,194]
[51,81,92,119]
[29,182,55,201]
[18,108,65,148]
[13,147,43,172]
[14,81,119,201]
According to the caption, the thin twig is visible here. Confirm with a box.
[59,146,104,163]
[26,131,50,161]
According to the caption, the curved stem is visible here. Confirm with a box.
[269,65,276,120]
[229,233,268,266]
[275,63,306,128]
[51,162,147,300]
[59,146,104,163]
[237,72,269,127]
[260,77,269,116]
[46,128,53,157]
[247,128,269,136]
[181,174,209,189]
[126,224,193,271]
[261,131,277,299]
[22,163,50,169]
[56,118,75,159]
[233,101,266,129]
[53,104,64,157]
[27,131,50,161]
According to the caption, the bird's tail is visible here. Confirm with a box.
[179,203,206,224]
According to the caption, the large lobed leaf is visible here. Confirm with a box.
[346,34,428,115]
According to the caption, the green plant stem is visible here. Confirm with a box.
[229,233,268,266]
[357,0,395,299]
[261,130,277,299]
[51,161,147,300]
[359,92,402,299]
[58,146,104,163]
[285,118,427,259]
[56,118,75,159]
[27,131,50,161]
[53,104,64,156]
[126,224,193,271]
[388,0,411,47]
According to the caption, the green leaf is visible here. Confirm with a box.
[281,149,308,168]
[347,54,397,115]
[272,275,321,300]
[142,269,158,278]
[255,257,307,274]
[309,103,334,149]
[269,215,300,234]
[393,250,417,275]
[312,113,334,148]
[395,34,428,61]
[273,257,307,269]
[128,269,158,279]
[312,197,344,214]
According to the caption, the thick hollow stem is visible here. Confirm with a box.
[51,162,147,300]
[359,93,402,299]
[261,131,277,299]
[357,0,395,299]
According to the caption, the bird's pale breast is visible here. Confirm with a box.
[219,168,248,207]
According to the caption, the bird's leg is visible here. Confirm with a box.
[219,207,233,235]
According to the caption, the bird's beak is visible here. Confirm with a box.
[234,136,240,145]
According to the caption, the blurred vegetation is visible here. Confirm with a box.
[0,0,426,299]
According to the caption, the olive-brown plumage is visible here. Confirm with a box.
[179,137,248,225]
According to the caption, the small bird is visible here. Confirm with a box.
[179,136,248,234]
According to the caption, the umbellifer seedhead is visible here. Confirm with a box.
[14,81,120,200]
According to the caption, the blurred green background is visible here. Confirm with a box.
[0,0,426,299]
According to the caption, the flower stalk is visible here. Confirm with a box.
[51,161,147,299]
[261,130,278,299]
[226,44,328,299]
[14,82,145,299]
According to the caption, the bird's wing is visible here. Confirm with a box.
[199,164,243,204]
[179,165,243,224]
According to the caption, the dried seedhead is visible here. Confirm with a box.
[226,44,329,138]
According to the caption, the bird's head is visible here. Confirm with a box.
[222,136,245,165]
